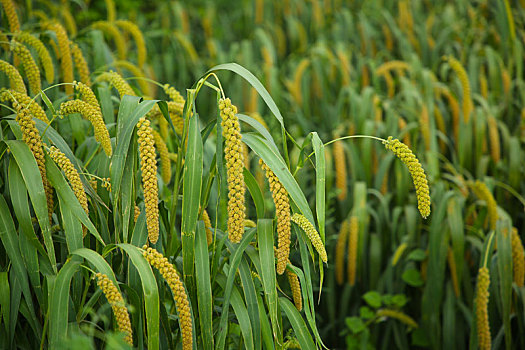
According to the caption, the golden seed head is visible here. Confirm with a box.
[137,118,159,244]
[475,267,491,350]
[260,159,291,275]
[70,42,91,86]
[291,213,327,263]
[91,21,127,60]
[59,99,112,156]
[333,140,347,201]
[142,246,192,350]
[0,89,48,123]
[152,129,171,184]
[14,31,54,84]
[0,0,20,32]
[201,209,213,245]
[95,273,133,346]
[286,270,302,311]
[384,136,431,219]
[335,219,349,285]
[11,41,41,95]
[113,60,149,95]
[0,59,27,94]
[445,56,473,123]
[220,98,246,243]
[470,180,498,231]
[115,20,147,67]
[347,216,358,285]
[42,22,73,95]
[96,71,136,98]
[376,309,418,329]
[511,228,525,287]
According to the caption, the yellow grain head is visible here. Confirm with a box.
[101,177,112,192]
[95,273,133,346]
[333,139,347,201]
[383,136,431,218]
[43,22,73,95]
[470,180,498,231]
[134,205,140,222]
[242,142,250,171]
[397,117,411,149]
[70,42,91,86]
[0,59,27,94]
[436,86,460,142]
[47,146,88,228]
[335,219,349,285]
[201,208,213,245]
[60,7,77,36]
[152,129,171,184]
[290,58,310,105]
[475,267,491,350]
[115,20,147,68]
[260,159,291,275]
[434,105,446,153]
[420,105,431,151]
[376,309,418,329]
[291,213,327,263]
[447,247,460,297]
[0,89,48,123]
[375,61,410,76]
[142,246,192,350]
[11,41,41,95]
[136,118,159,244]
[392,243,408,266]
[91,21,126,60]
[511,228,524,287]
[382,71,395,98]
[96,71,136,98]
[445,56,473,123]
[382,24,393,52]
[347,216,358,285]
[113,60,149,95]
[245,86,259,113]
[219,98,246,243]
[104,0,116,22]
[59,99,112,156]
[0,0,20,32]
[501,67,510,95]
[361,63,369,88]
[15,106,53,222]
[487,115,500,163]
[14,32,54,84]
[286,270,302,311]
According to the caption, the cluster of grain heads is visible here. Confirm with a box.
[14,106,54,222]
[470,180,498,231]
[219,97,246,243]
[332,138,347,201]
[511,228,525,287]
[0,59,27,94]
[376,309,418,329]
[115,20,147,68]
[113,60,149,95]
[383,136,430,219]
[287,270,302,311]
[58,98,112,157]
[137,118,159,244]
[475,267,491,350]
[335,219,349,285]
[95,273,133,346]
[70,42,92,86]
[347,216,359,286]
[14,31,54,84]
[142,246,192,350]
[0,0,19,32]
[91,21,127,60]
[42,22,73,95]
[96,71,136,98]
[10,41,41,95]
[0,89,48,122]
[260,159,291,275]
[291,213,327,263]
[47,146,88,236]
[444,56,473,123]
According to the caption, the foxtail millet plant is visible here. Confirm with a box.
[0,59,27,94]
[91,21,127,60]
[287,270,302,311]
[42,22,73,95]
[96,71,136,97]
[137,117,160,244]
[376,309,418,329]
[219,97,246,243]
[475,266,491,350]
[95,273,133,346]
[291,213,327,263]
[333,139,347,201]
[335,219,349,285]
[70,42,92,86]
[142,246,193,350]
[152,129,171,184]
[511,228,525,287]
[201,208,213,245]
[383,136,431,219]
[10,41,41,95]
[445,56,473,123]
[260,159,291,275]
[0,0,19,32]
[470,180,498,231]
[115,20,147,67]
[0,89,48,122]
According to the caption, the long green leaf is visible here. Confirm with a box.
[195,221,213,349]
[279,298,316,349]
